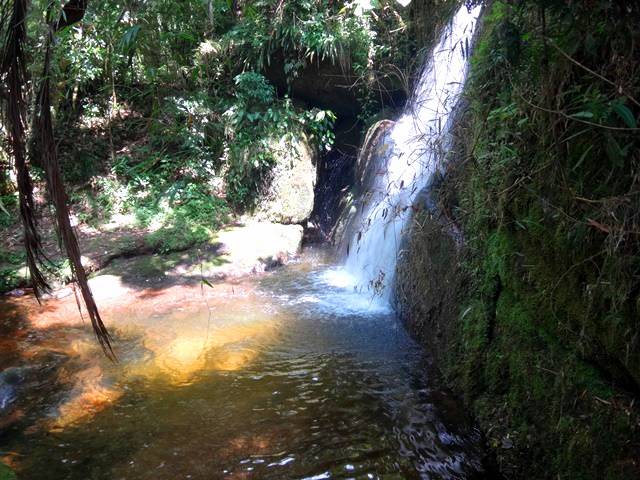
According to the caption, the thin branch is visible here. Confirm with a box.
[546,38,640,109]
[519,93,640,132]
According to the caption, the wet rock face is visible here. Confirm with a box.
[395,207,463,360]
[354,120,396,192]
[254,135,317,225]
[329,120,396,250]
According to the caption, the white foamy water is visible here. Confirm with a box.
[274,266,392,316]
[344,4,481,301]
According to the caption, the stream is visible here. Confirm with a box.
[0,249,487,479]
[0,5,490,478]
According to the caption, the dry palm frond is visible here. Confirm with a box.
[0,0,51,297]
[33,22,115,360]
[1,0,114,359]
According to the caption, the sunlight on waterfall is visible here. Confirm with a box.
[344,4,482,300]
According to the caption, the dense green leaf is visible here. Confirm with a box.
[611,100,637,128]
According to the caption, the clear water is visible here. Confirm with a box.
[0,252,486,479]
[344,4,481,300]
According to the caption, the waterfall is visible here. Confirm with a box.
[343,4,481,302]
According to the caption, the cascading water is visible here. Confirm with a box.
[343,4,481,302]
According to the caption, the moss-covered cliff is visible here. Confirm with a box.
[397,1,640,478]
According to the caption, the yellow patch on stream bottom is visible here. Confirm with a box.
[126,314,282,384]
[52,365,123,429]
[3,277,284,430]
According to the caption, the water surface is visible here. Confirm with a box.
[0,251,485,479]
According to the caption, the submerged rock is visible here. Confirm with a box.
[0,366,29,412]
[0,383,17,413]
[254,135,317,225]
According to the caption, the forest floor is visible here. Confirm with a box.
[1,204,304,296]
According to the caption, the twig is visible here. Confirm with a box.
[546,39,640,109]
[593,395,612,406]
[536,365,560,376]
[519,94,640,132]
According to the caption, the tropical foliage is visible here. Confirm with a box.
[0,0,421,300]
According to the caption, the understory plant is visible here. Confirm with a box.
[222,71,335,207]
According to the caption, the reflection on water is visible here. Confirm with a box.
[0,250,486,479]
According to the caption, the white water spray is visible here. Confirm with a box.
[343,4,481,302]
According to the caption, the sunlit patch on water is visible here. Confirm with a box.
[121,303,284,384]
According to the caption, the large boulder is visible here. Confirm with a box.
[91,221,304,285]
[212,221,303,274]
[254,134,317,224]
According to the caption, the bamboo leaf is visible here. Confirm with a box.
[571,111,594,119]
[611,101,637,129]
[571,144,593,172]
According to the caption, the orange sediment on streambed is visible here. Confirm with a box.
[0,278,285,430]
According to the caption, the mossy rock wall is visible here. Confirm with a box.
[398,152,640,480]
[397,1,640,479]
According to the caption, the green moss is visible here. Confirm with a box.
[0,463,16,480]
[97,250,188,282]
[399,1,640,477]
[144,221,212,254]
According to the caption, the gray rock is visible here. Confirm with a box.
[206,221,304,277]
[0,366,29,412]
[254,134,317,224]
